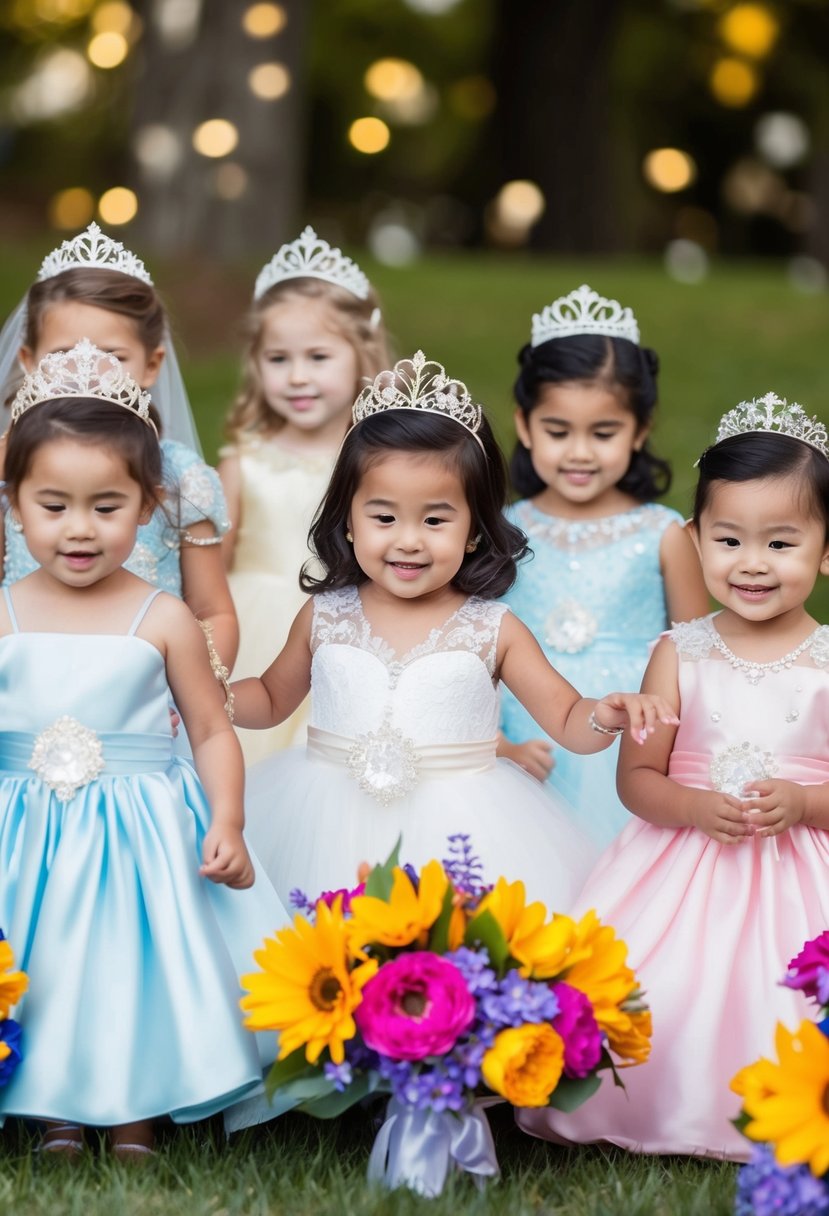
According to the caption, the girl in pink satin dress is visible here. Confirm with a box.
[520,395,829,1159]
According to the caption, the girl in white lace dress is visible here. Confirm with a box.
[232,355,678,909]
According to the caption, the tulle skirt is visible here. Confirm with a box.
[0,757,286,1126]
[518,819,829,1158]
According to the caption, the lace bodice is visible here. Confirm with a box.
[309,587,508,744]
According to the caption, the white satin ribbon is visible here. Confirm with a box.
[367,1097,500,1196]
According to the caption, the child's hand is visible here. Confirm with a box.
[497,736,555,782]
[200,825,255,889]
[595,693,680,744]
[740,779,805,838]
[689,790,753,844]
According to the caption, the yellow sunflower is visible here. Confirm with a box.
[240,898,378,1065]
[558,910,636,1048]
[0,938,27,1018]
[737,1020,829,1176]
[476,878,575,979]
[348,859,452,950]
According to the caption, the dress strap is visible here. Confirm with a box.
[2,586,19,634]
[127,588,163,636]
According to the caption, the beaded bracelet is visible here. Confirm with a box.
[182,529,223,547]
[588,709,624,736]
[198,620,235,722]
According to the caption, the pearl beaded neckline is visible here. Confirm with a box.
[710,627,821,686]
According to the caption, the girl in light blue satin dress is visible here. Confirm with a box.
[499,285,709,846]
[0,343,286,1157]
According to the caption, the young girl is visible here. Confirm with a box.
[0,223,238,671]
[499,284,709,846]
[519,393,829,1159]
[232,352,678,909]
[219,227,391,765]
[0,341,286,1155]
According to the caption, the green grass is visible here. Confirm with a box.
[0,1105,738,1215]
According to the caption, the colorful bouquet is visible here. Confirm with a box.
[241,836,651,1196]
[731,931,829,1216]
[0,930,26,1087]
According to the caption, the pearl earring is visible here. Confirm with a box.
[465,533,482,554]
[346,530,353,543]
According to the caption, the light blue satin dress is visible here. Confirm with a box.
[500,500,684,847]
[0,586,283,1127]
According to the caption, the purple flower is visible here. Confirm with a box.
[551,982,602,1078]
[442,835,489,900]
[323,1060,353,1092]
[355,953,476,1061]
[394,1065,466,1112]
[0,1019,22,1086]
[480,973,559,1029]
[783,932,829,1007]
[445,947,498,996]
[736,1145,829,1216]
[289,888,314,914]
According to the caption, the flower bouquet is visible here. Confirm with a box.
[241,837,651,1196]
[0,930,26,1086]
[731,932,829,1216]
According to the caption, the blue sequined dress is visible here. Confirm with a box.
[0,585,286,1128]
[500,500,684,846]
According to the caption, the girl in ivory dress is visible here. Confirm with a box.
[0,223,237,672]
[520,394,829,1159]
[219,228,390,765]
[0,343,286,1156]
[232,352,679,909]
[499,285,708,846]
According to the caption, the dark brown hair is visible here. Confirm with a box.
[24,268,166,354]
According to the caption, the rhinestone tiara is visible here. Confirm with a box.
[254,225,370,301]
[713,391,828,459]
[352,350,484,450]
[11,338,155,429]
[37,222,153,285]
[531,283,640,348]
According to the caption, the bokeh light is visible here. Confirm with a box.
[91,2,134,35]
[87,31,129,69]
[133,124,183,180]
[98,186,138,225]
[192,119,239,158]
[788,256,827,294]
[664,239,709,284]
[248,62,291,100]
[212,163,249,200]
[242,3,286,38]
[643,148,696,192]
[718,4,779,59]
[348,117,390,154]
[709,58,759,107]
[12,49,92,122]
[30,0,95,19]
[402,0,463,11]
[368,215,421,266]
[155,0,200,50]
[364,59,423,102]
[49,186,95,230]
[755,112,810,169]
[722,158,784,214]
[496,180,545,225]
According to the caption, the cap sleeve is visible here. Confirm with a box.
[161,439,230,536]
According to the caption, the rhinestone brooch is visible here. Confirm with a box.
[347,713,419,805]
[29,716,105,802]
[544,601,598,654]
[710,741,777,798]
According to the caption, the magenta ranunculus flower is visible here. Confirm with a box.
[783,931,829,1006]
[355,952,476,1061]
[551,982,602,1078]
[318,883,365,916]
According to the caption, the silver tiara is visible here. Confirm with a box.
[11,339,155,429]
[531,283,640,348]
[254,225,370,301]
[352,351,484,450]
[713,392,829,459]
[37,222,153,285]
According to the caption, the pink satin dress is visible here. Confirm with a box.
[519,613,829,1159]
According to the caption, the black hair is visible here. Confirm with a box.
[301,410,529,599]
[511,333,671,501]
[5,398,164,511]
[693,431,829,535]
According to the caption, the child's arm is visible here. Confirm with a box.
[180,518,240,669]
[498,612,678,753]
[217,452,241,571]
[660,521,710,623]
[496,733,555,781]
[231,599,313,729]
[617,637,752,843]
[740,780,829,836]
[152,595,253,888]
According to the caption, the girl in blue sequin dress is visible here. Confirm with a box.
[499,286,709,846]
[0,344,286,1157]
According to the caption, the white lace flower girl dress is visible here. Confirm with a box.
[243,587,597,908]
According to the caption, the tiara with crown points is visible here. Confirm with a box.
[254,225,370,301]
[11,338,156,430]
[531,283,640,348]
[711,391,829,459]
[37,222,153,286]
[351,350,485,451]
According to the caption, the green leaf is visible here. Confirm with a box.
[732,1110,751,1134]
[264,1046,315,1099]
[300,1072,385,1119]
[428,883,457,955]
[464,909,510,971]
[364,836,403,900]
[546,1073,602,1112]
